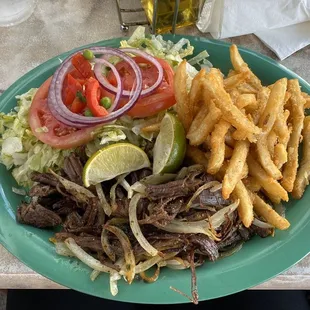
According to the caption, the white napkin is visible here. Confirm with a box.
[197,0,310,59]
[255,21,310,60]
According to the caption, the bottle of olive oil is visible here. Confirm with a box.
[141,0,201,34]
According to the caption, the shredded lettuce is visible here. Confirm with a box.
[84,115,160,157]
[121,27,209,66]
[121,26,212,76]
[85,126,127,157]
[0,89,73,186]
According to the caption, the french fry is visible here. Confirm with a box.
[224,144,234,159]
[222,140,250,199]
[267,83,274,90]
[189,69,206,117]
[273,110,290,143]
[237,83,258,94]
[301,91,310,109]
[257,134,282,179]
[224,71,250,91]
[284,92,291,108]
[174,60,192,132]
[232,114,255,141]
[225,129,235,147]
[229,88,240,104]
[251,192,290,230]
[273,106,291,169]
[227,69,237,78]
[203,74,261,141]
[267,130,277,158]
[187,101,222,146]
[233,180,254,228]
[292,116,310,198]
[230,44,262,91]
[207,119,231,174]
[258,78,287,134]
[230,44,247,72]
[252,87,270,125]
[203,139,233,158]
[186,145,209,170]
[235,94,257,110]
[186,103,209,142]
[281,79,305,192]
[243,176,261,192]
[209,68,224,86]
[247,154,288,203]
[241,163,249,179]
[274,143,288,169]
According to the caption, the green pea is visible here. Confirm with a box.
[76,91,86,103]
[84,109,93,117]
[83,49,94,60]
[100,97,112,109]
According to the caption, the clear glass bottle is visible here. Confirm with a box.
[0,0,36,27]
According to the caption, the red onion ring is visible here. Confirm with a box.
[47,47,142,128]
[93,58,122,112]
[94,48,164,97]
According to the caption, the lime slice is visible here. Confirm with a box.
[153,112,186,174]
[83,143,150,187]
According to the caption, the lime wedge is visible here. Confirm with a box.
[153,112,186,174]
[83,143,150,187]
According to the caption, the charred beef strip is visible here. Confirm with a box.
[250,224,273,238]
[188,234,219,261]
[192,189,232,207]
[62,198,101,236]
[139,198,183,226]
[145,172,226,205]
[62,153,84,185]
[217,232,242,250]
[31,172,59,187]
[81,198,99,227]
[52,198,79,216]
[17,203,62,228]
[63,211,83,230]
[127,168,152,186]
[55,232,102,252]
[112,198,130,218]
[29,184,58,197]
[146,178,203,200]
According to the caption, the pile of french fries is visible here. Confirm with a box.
[175,44,310,230]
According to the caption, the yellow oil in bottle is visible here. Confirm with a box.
[141,0,201,34]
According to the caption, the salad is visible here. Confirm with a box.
[0,27,297,304]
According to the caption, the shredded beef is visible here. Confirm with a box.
[31,172,59,187]
[17,203,62,228]
[63,153,84,185]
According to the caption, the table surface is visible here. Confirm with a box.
[1,0,310,290]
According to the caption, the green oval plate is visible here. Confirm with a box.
[1,35,310,304]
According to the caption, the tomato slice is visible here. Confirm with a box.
[71,54,94,79]
[126,90,175,118]
[29,77,99,149]
[62,74,83,106]
[70,97,86,114]
[107,57,175,118]
[85,78,109,117]
[69,68,85,80]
